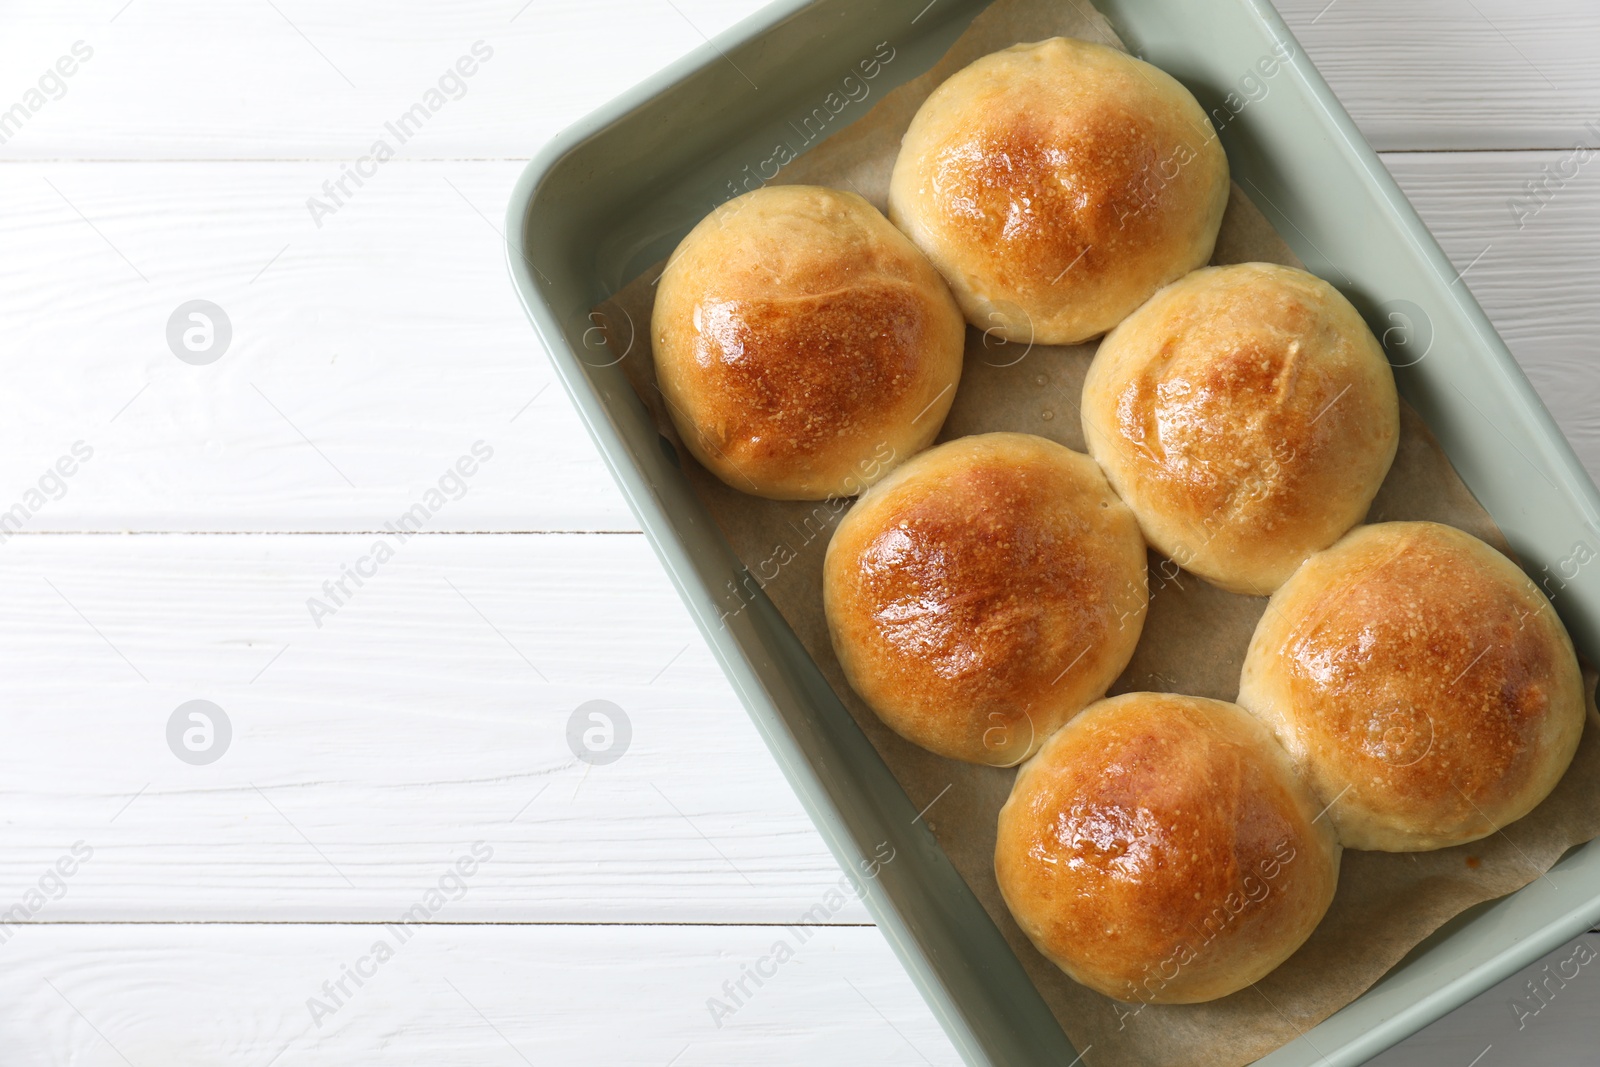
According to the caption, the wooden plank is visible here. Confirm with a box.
[0,923,957,1065]
[0,160,635,532]
[1274,0,1600,151]
[0,155,1596,531]
[0,0,769,159]
[0,533,868,923]
[1385,151,1600,478]
[1,923,1595,1064]
[0,1,1592,159]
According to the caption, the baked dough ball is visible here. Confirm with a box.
[1082,263,1400,595]
[823,433,1146,765]
[996,693,1340,1003]
[1239,522,1586,852]
[887,37,1228,345]
[652,185,966,500]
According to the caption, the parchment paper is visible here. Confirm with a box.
[594,2,1600,1062]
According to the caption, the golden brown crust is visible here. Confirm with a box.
[995,693,1341,1003]
[1238,522,1586,851]
[653,185,967,500]
[1083,262,1400,594]
[888,37,1228,345]
[823,433,1147,764]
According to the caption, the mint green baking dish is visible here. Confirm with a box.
[505,1,1600,1062]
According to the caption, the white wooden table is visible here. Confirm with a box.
[1,1,1596,1063]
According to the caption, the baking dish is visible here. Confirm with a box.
[505,1,1600,1062]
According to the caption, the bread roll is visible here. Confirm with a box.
[823,433,1146,765]
[887,37,1228,345]
[995,692,1340,1003]
[1082,262,1400,595]
[652,185,966,500]
[1239,521,1586,852]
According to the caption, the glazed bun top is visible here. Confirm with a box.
[888,36,1229,345]
[995,692,1341,1003]
[823,433,1147,765]
[652,184,967,500]
[1238,521,1586,852]
[1082,262,1400,595]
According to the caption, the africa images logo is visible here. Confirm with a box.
[714,41,896,203]
[305,442,494,628]
[305,41,494,228]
